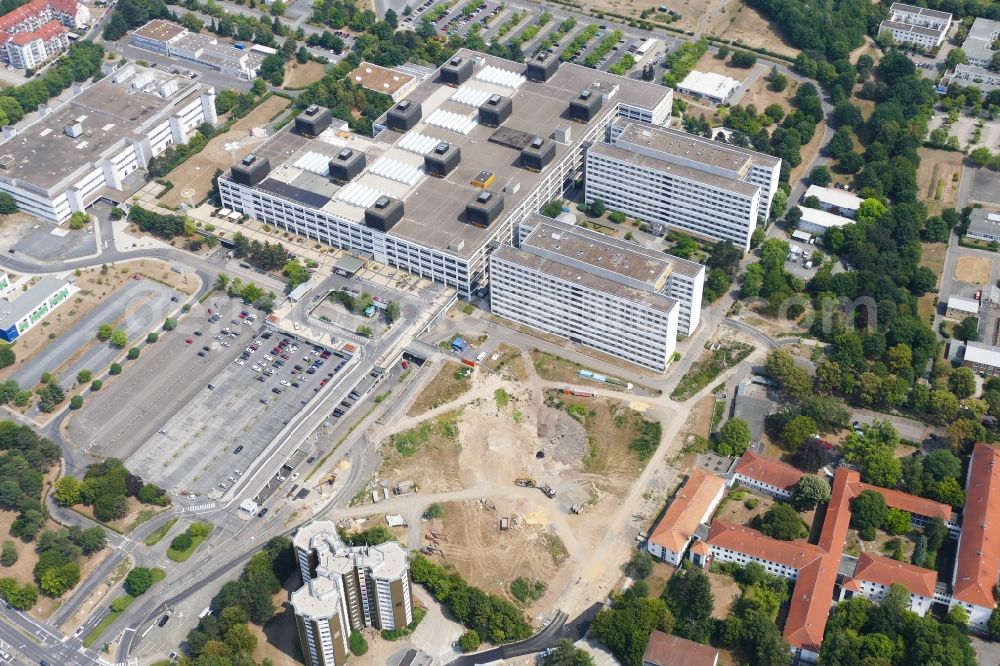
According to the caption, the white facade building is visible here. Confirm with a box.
[803,184,862,218]
[490,220,703,370]
[676,70,741,103]
[586,121,780,250]
[218,50,673,298]
[0,62,216,223]
[0,0,89,69]
[879,3,952,47]
[797,206,853,236]
[959,17,999,67]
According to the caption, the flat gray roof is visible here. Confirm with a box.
[225,49,671,260]
[880,19,943,38]
[523,218,702,287]
[617,122,751,174]
[968,208,1000,236]
[890,2,953,21]
[493,244,678,314]
[0,65,210,193]
[964,17,1000,62]
[588,141,760,196]
[0,275,67,328]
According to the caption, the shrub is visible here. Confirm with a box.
[127,348,140,360]
[0,542,17,567]
[348,630,368,656]
[458,630,481,652]
[125,567,155,596]
[109,363,122,375]
[423,503,443,520]
[90,380,102,391]
[163,317,177,331]
[170,533,193,551]
[146,332,158,343]
[76,369,92,384]
[69,395,83,410]
[510,577,547,604]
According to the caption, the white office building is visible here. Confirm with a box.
[803,184,862,218]
[585,122,780,250]
[959,17,999,67]
[0,62,217,223]
[218,49,673,298]
[676,70,741,104]
[879,3,952,47]
[797,206,853,236]
[490,219,703,370]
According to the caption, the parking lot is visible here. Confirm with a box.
[122,318,355,499]
[12,279,181,389]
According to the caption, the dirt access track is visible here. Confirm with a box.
[159,95,291,208]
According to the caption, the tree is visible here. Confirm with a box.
[730,50,757,68]
[589,198,606,216]
[171,532,193,551]
[755,503,807,540]
[37,382,64,413]
[458,630,481,652]
[663,565,713,643]
[69,395,83,410]
[792,438,828,472]
[593,591,674,665]
[716,418,751,456]
[127,348,140,360]
[809,165,832,186]
[0,193,17,215]
[780,416,817,450]
[931,476,967,508]
[923,449,961,482]
[630,549,654,579]
[163,317,177,331]
[544,638,595,666]
[948,418,986,455]
[957,316,980,342]
[76,369,92,384]
[109,363,122,376]
[946,48,968,69]
[96,323,113,342]
[0,345,14,369]
[348,630,368,656]
[792,475,830,510]
[883,508,911,536]
[0,542,15,567]
[949,367,977,399]
[53,476,80,507]
[125,567,155,596]
[385,301,401,324]
[851,490,887,539]
[110,329,128,348]
[146,332,158,344]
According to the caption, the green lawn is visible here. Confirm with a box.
[143,518,178,547]
[167,525,214,562]
[83,594,134,647]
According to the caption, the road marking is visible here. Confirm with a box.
[183,502,217,513]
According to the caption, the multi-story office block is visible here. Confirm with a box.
[217,49,672,297]
[878,3,952,47]
[490,219,703,370]
[292,521,413,666]
[588,122,780,250]
[0,61,216,223]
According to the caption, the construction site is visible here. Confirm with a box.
[340,346,682,612]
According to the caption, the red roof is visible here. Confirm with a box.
[734,450,806,493]
[9,18,63,44]
[649,468,726,553]
[952,443,1000,609]
[843,553,936,598]
[0,0,76,33]
[858,482,954,522]
[642,631,719,666]
[705,521,824,570]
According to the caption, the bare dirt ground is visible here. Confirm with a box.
[406,362,472,417]
[918,242,948,321]
[160,96,291,207]
[917,147,964,216]
[284,61,327,89]
[844,528,919,562]
[432,498,567,610]
[482,343,530,382]
[706,570,742,619]
[956,255,992,284]
[0,260,198,385]
[740,72,797,115]
[701,0,799,58]
[379,410,464,494]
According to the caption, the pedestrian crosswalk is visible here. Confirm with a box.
[183,502,216,513]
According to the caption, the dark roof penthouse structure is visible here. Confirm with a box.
[216,50,673,296]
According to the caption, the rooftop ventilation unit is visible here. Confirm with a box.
[294,106,333,137]
[231,154,271,187]
[569,88,602,123]
[369,156,423,186]
[520,136,555,172]
[450,85,493,108]
[465,189,504,227]
[386,100,422,132]
[64,123,83,138]
[364,195,404,232]
[526,52,559,82]
[328,148,366,183]
[441,55,474,87]
[424,141,460,177]
[478,94,512,127]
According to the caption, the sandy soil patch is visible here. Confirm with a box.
[918,242,948,321]
[380,411,464,494]
[483,342,530,382]
[0,260,197,384]
[955,255,992,284]
[406,362,472,417]
[284,61,327,89]
[159,96,291,207]
[431,498,567,608]
[706,570,742,619]
[702,0,799,58]
[740,73,796,115]
[917,147,964,216]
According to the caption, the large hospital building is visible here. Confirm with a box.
[0,61,217,223]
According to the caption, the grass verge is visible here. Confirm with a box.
[166,525,213,562]
[143,518,178,547]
